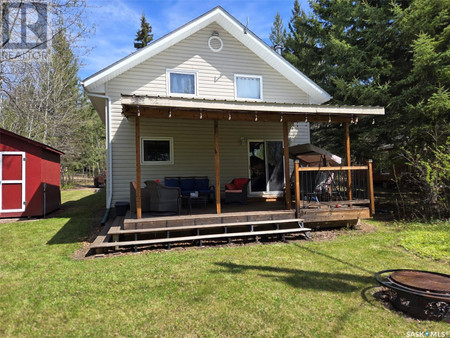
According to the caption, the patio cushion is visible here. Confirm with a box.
[165,178,179,188]
[225,183,236,190]
[180,178,195,191]
[195,178,210,191]
[233,178,249,190]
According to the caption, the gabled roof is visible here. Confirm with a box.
[0,128,64,155]
[82,6,331,104]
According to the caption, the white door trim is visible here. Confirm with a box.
[0,151,26,212]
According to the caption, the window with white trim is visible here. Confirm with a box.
[235,74,263,100]
[167,69,197,96]
[141,138,174,165]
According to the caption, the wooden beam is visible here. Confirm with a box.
[345,123,352,201]
[283,121,292,210]
[135,114,142,219]
[367,159,375,216]
[214,120,221,214]
[123,106,353,123]
[294,160,301,217]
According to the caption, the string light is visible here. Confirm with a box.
[169,108,172,118]
[255,112,258,122]
[200,112,203,120]
[372,118,375,125]
[355,116,359,125]
[280,115,283,122]
[305,114,308,123]
[328,115,331,123]
[228,113,231,120]
[351,115,354,124]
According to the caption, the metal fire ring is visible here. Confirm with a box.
[375,269,450,322]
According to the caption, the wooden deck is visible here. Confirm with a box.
[89,199,369,254]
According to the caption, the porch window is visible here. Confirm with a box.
[141,138,173,165]
[235,74,263,100]
[167,69,197,96]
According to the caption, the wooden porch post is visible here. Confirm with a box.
[294,159,301,217]
[283,121,292,209]
[345,123,353,201]
[135,113,142,219]
[367,159,375,216]
[214,120,221,214]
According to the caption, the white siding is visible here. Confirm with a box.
[107,23,309,104]
[105,23,312,204]
[109,119,309,204]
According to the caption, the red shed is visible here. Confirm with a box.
[0,128,64,218]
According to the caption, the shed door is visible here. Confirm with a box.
[0,152,26,212]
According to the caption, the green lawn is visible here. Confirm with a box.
[0,189,448,337]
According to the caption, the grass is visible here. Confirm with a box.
[0,189,449,337]
[398,222,450,261]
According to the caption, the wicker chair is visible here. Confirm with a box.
[130,181,151,214]
[145,180,181,214]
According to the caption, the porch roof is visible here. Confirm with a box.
[121,95,385,123]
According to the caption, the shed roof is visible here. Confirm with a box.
[0,128,64,155]
[82,6,331,105]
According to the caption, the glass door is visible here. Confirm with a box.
[248,141,284,194]
[249,142,266,192]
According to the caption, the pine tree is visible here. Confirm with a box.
[134,12,153,49]
[284,0,449,217]
[269,11,286,51]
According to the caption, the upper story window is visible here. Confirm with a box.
[235,74,263,101]
[167,69,197,96]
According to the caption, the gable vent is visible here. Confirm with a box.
[208,32,223,52]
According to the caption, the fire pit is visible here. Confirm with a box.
[375,269,450,323]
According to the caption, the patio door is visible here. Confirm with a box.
[248,141,284,194]
[0,152,26,212]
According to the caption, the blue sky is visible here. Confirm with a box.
[80,0,310,80]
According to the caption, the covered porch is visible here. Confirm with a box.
[90,96,383,253]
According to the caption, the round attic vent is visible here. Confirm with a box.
[208,35,223,52]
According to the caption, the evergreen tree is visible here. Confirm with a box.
[134,12,153,49]
[269,11,287,51]
[285,0,449,160]
[284,0,449,217]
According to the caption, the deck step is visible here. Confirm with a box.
[91,227,311,249]
[109,218,304,235]
[90,216,124,252]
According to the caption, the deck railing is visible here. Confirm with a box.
[293,160,375,216]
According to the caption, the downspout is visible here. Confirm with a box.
[83,90,112,225]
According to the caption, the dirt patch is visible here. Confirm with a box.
[71,204,106,261]
[307,221,376,242]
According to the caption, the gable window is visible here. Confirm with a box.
[167,69,197,96]
[141,137,174,165]
[235,74,263,101]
